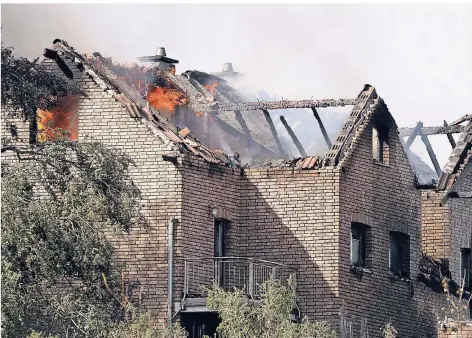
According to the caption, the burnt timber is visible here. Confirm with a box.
[214,98,357,113]
[311,107,332,149]
[399,124,466,137]
[280,115,307,157]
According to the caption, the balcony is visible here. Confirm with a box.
[182,256,296,300]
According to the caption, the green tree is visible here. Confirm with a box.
[1,141,145,337]
[1,46,145,337]
[1,44,84,123]
[205,278,337,338]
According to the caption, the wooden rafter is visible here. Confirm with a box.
[311,108,332,149]
[280,116,307,157]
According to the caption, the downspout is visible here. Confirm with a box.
[168,218,176,326]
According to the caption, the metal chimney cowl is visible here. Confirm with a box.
[222,63,234,73]
[156,47,167,57]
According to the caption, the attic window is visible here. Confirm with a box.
[372,125,389,165]
[389,231,410,278]
[36,95,79,142]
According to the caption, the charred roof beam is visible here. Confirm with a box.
[450,114,472,126]
[420,131,442,177]
[262,110,287,159]
[280,116,307,157]
[43,48,74,79]
[443,120,457,148]
[311,107,332,149]
[213,116,277,158]
[399,124,466,137]
[234,111,255,148]
[214,98,357,113]
[404,121,423,149]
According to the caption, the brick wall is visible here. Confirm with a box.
[440,323,472,338]
[1,55,184,319]
[239,167,342,320]
[337,103,448,337]
[173,157,242,301]
[421,190,450,262]
[448,168,472,283]
[421,170,472,284]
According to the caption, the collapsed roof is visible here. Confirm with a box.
[43,39,471,192]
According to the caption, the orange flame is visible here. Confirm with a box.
[204,81,218,96]
[146,86,188,115]
[37,95,79,142]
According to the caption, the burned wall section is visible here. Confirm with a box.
[37,55,183,320]
[239,167,341,320]
[449,168,472,283]
[338,104,447,337]
[421,171,472,285]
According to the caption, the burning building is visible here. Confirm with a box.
[2,38,472,338]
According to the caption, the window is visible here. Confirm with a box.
[461,248,471,290]
[37,95,79,142]
[351,223,366,267]
[214,219,228,287]
[372,125,390,165]
[214,219,228,257]
[389,232,410,278]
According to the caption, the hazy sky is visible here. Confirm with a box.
[2,3,472,168]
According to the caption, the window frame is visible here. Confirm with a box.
[372,124,390,165]
[351,223,367,268]
[389,231,410,278]
[214,219,228,258]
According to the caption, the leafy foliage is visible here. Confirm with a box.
[1,44,84,121]
[108,310,187,338]
[205,277,337,338]
[1,140,145,337]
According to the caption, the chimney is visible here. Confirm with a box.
[137,47,179,73]
[222,63,234,73]
[211,62,240,78]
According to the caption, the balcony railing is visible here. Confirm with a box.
[183,257,296,298]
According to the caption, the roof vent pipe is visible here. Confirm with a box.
[222,63,233,72]
[156,47,167,57]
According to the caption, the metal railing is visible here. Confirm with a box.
[183,257,296,298]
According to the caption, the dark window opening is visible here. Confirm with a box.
[214,219,228,287]
[214,219,228,258]
[389,231,410,278]
[351,223,366,267]
[461,248,471,290]
[372,125,390,165]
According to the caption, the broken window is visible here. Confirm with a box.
[461,248,471,290]
[372,125,390,165]
[351,222,372,269]
[37,95,79,142]
[351,223,366,267]
[389,231,410,278]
